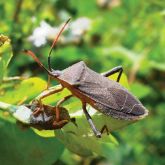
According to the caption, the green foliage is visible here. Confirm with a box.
[0,74,132,157]
[0,35,135,162]
[0,0,165,164]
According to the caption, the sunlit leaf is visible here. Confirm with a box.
[0,35,13,83]
[32,128,55,138]
[0,77,47,104]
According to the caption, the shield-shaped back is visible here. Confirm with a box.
[59,61,148,120]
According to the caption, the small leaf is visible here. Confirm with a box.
[0,35,13,83]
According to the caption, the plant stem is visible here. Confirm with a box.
[0,101,17,113]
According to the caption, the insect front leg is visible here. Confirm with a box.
[82,102,101,138]
[36,86,64,101]
[33,86,64,116]
[102,66,123,82]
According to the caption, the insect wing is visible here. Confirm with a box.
[75,66,148,120]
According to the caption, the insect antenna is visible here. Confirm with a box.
[23,50,52,75]
[48,18,71,71]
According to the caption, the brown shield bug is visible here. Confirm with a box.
[23,19,148,138]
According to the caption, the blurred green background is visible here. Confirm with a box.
[0,0,165,165]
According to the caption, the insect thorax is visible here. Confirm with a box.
[58,61,86,84]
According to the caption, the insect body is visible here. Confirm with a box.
[24,19,148,137]
[26,100,71,130]
[58,61,148,120]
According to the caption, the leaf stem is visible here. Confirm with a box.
[0,101,18,113]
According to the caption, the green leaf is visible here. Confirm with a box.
[0,98,134,156]
[0,35,13,83]
[0,119,65,165]
[130,82,152,99]
[0,72,144,157]
[32,128,55,137]
[0,77,47,104]
[30,73,139,156]
[55,128,118,157]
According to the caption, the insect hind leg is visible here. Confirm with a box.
[102,66,123,82]
[100,125,110,135]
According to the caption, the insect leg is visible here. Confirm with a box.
[32,86,64,116]
[100,125,110,135]
[55,95,73,122]
[30,99,44,116]
[101,66,123,82]
[46,75,51,90]
[32,107,42,116]
[70,118,78,127]
[36,86,64,101]
[82,102,101,138]
[53,119,69,129]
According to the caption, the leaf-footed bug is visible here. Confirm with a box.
[23,18,148,138]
